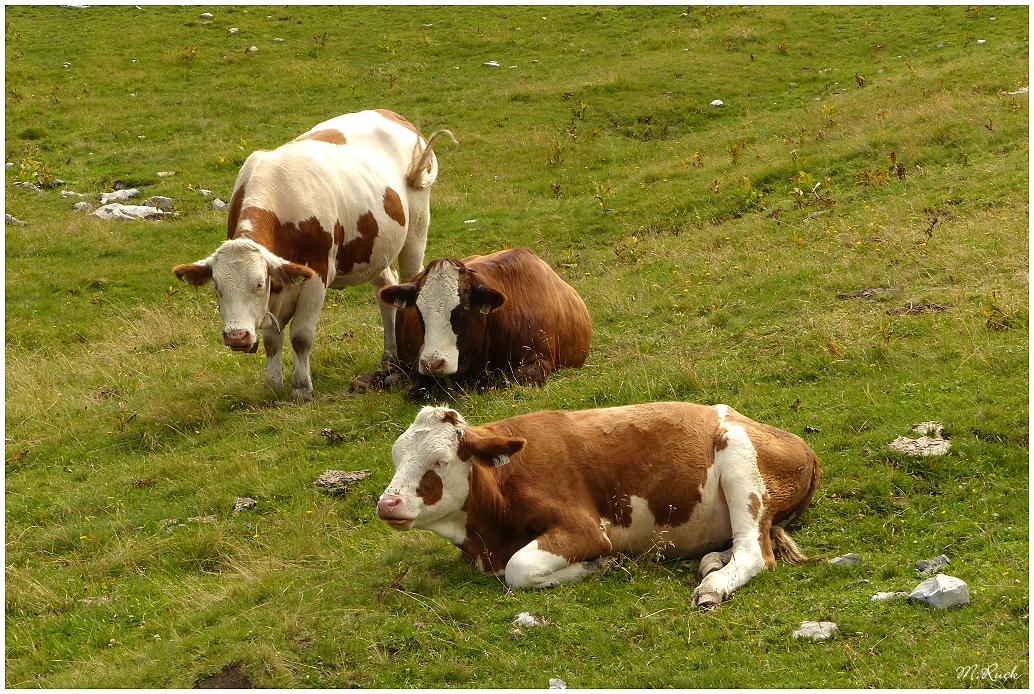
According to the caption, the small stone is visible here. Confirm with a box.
[935,42,944,48]
[229,27,239,34]
[234,497,257,513]
[915,554,950,574]
[314,469,370,493]
[829,553,863,567]
[61,190,86,198]
[274,38,284,42]
[73,201,95,213]
[100,188,139,204]
[710,99,725,107]
[513,612,547,628]
[5,162,14,168]
[157,171,176,177]
[464,219,478,224]
[793,621,838,640]
[6,213,27,226]
[977,39,985,45]
[145,195,174,210]
[871,591,908,602]
[200,12,213,18]
[249,46,258,52]
[889,422,951,456]
[12,181,43,194]
[212,198,230,211]
[483,61,500,67]
[186,514,218,524]
[199,189,212,196]
[909,574,969,609]
[548,678,567,689]
[47,178,66,188]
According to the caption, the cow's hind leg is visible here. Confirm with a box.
[692,425,769,608]
[370,266,400,364]
[505,527,612,589]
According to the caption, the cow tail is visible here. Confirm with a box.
[406,129,457,189]
[770,526,809,565]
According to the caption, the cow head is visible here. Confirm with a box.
[172,237,314,352]
[378,259,505,376]
[377,406,525,534]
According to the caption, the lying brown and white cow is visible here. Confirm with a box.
[362,247,591,395]
[173,109,453,401]
[377,402,820,607]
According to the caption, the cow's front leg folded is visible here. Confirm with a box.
[504,527,612,589]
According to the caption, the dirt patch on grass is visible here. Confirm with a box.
[195,663,253,689]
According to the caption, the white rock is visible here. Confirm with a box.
[483,61,500,67]
[249,46,258,52]
[200,189,212,196]
[829,553,863,567]
[509,65,518,69]
[793,621,838,640]
[976,39,985,44]
[548,678,566,689]
[157,171,176,177]
[6,213,27,226]
[61,190,87,198]
[234,497,257,513]
[274,38,284,42]
[100,188,140,204]
[212,198,230,211]
[200,12,213,18]
[889,435,951,456]
[91,203,164,220]
[909,574,969,609]
[710,99,724,107]
[513,612,546,628]
[871,591,908,601]
[13,181,43,194]
[5,162,14,168]
[1006,87,1028,95]
[229,27,239,34]
[145,195,174,210]
[915,554,950,574]
[72,201,95,213]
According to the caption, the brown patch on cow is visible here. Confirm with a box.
[237,207,331,282]
[333,220,344,246]
[294,128,347,145]
[375,108,418,134]
[336,212,379,277]
[713,425,729,452]
[382,186,406,227]
[441,410,460,426]
[748,493,762,520]
[226,185,246,239]
[416,469,444,506]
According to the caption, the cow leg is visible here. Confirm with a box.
[370,266,400,364]
[514,358,552,387]
[288,280,326,402]
[692,427,769,608]
[504,528,612,589]
[262,290,292,393]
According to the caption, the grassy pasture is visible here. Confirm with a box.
[4,4,1029,687]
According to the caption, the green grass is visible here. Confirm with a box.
[5,4,1028,688]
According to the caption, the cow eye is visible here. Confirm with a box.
[256,281,264,291]
[432,460,445,470]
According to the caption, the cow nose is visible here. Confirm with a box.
[420,356,447,376]
[223,329,251,349]
[377,494,402,518]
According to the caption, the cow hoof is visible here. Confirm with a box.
[589,556,619,572]
[266,378,284,392]
[692,589,723,609]
[383,373,406,389]
[291,387,314,402]
[699,550,733,578]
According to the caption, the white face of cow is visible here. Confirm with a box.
[377,407,471,534]
[173,238,313,352]
[414,263,462,375]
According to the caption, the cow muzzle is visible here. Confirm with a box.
[223,329,256,352]
[419,356,449,376]
[376,494,414,529]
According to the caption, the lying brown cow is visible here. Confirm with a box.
[355,247,591,395]
[377,402,820,607]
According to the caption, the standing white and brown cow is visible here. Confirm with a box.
[173,109,453,401]
[353,247,591,396]
[377,402,820,607]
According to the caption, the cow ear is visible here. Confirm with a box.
[269,261,314,290]
[173,262,213,287]
[471,283,505,314]
[380,282,420,310]
[457,426,525,466]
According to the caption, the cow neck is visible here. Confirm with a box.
[458,454,531,573]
